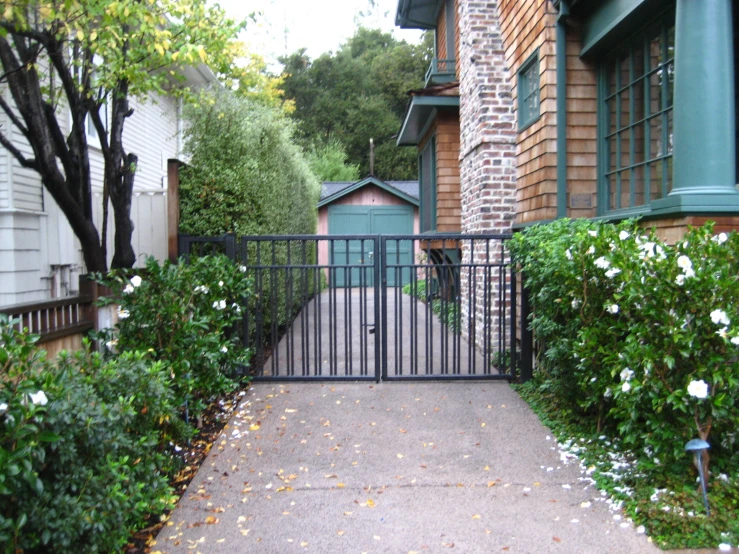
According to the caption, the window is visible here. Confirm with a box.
[518,51,540,130]
[419,136,436,233]
[600,10,675,213]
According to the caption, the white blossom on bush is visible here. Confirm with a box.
[123,284,135,294]
[587,246,595,255]
[571,299,580,309]
[621,382,631,392]
[594,257,610,269]
[565,249,573,260]
[218,280,224,287]
[118,309,130,319]
[131,275,143,287]
[220,346,228,353]
[604,388,613,399]
[619,230,630,240]
[194,285,209,294]
[213,300,227,310]
[712,233,728,244]
[29,390,48,406]
[710,309,730,326]
[717,327,729,339]
[731,336,739,345]
[588,230,598,237]
[675,274,686,286]
[0,402,7,412]
[239,265,247,272]
[105,339,118,350]
[608,304,619,314]
[605,268,621,279]
[687,379,709,399]
[620,368,634,381]
[677,255,692,270]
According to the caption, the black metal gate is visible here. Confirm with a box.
[179,234,524,382]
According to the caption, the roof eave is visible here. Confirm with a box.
[397,95,460,146]
[318,177,419,208]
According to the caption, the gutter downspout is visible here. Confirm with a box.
[556,1,570,219]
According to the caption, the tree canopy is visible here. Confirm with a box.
[0,0,277,271]
[279,28,432,181]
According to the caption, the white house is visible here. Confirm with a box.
[0,66,213,307]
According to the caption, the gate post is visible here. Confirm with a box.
[225,234,237,261]
[375,235,383,382]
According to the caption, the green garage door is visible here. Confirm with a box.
[328,205,414,287]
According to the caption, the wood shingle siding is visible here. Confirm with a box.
[499,0,558,225]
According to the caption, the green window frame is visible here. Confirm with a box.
[518,50,540,131]
[419,135,437,233]
[598,8,675,215]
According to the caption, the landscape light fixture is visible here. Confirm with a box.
[684,438,710,516]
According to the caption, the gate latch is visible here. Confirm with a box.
[363,323,376,335]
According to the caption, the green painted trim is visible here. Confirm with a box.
[580,0,647,55]
[445,0,455,64]
[517,50,541,131]
[419,135,437,233]
[395,0,443,29]
[318,177,420,208]
[649,194,739,216]
[555,13,567,219]
[397,95,460,146]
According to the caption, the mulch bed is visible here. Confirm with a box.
[123,386,249,554]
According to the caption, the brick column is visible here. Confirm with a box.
[457,0,517,357]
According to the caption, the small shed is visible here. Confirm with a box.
[317,176,419,286]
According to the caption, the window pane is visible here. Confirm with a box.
[649,115,663,158]
[632,164,646,206]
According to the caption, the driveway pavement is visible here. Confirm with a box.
[154,382,663,553]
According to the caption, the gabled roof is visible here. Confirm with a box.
[396,0,444,29]
[319,177,419,208]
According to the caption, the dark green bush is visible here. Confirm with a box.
[96,254,252,419]
[0,318,176,553]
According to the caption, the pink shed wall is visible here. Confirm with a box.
[317,184,420,270]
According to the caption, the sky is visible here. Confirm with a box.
[214,0,423,68]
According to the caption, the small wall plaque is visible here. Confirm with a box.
[570,193,593,209]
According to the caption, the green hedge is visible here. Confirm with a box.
[510,219,739,475]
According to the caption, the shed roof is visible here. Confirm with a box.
[319,177,419,208]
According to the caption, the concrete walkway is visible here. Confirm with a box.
[154,382,661,553]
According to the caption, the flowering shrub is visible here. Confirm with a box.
[95,254,252,420]
[0,316,176,553]
[511,220,739,476]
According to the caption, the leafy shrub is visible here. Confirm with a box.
[510,220,739,476]
[0,317,176,553]
[96,254,252,419]
[402,278,460,333]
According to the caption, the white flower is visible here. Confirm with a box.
[587,246,595,255]
[718,544,731,552]
[220,346,228,353]
[118,309,130,320]
[604,388,613,399]
[594,257,610,269]
[130,275,142,287]
[619,230,630,241]
[731,336,739,345]
[239,265,247,273]
[621,382,631,392]
[232,302,242,314]
[684,267,695,278]
[687,379,709,399]
[620,368,634,381]
[194,285,209,294]
[571,299,580,309]
[105,339,118,350]
[0,402,8,412]
[677,255,692,271]
[717,327,729,339]
[565,249,573,260]
[675,274,686,286]
[213,300,227,310]
[638,242,657,258]
[29,390,48,406]
[712,233,728,245]
[123,284,135,294]
[710,309,730,326]
[605,268,621,279]
[219,280,224,287]
[608,304,619,314]
[588,230,598,237]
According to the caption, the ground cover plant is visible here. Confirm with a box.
[510,219,739,549]
[0,254,253,552]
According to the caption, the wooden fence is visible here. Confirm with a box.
[0,279,108,358]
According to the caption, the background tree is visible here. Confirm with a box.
[305,139,360,182]
[280,28,432,181]
[0,0,275,271]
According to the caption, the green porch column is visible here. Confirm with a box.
[652,0,739,214]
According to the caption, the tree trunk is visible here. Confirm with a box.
[109,153,137,269]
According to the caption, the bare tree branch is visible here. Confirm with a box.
[0,128,38,170]
[0,93,30,139]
